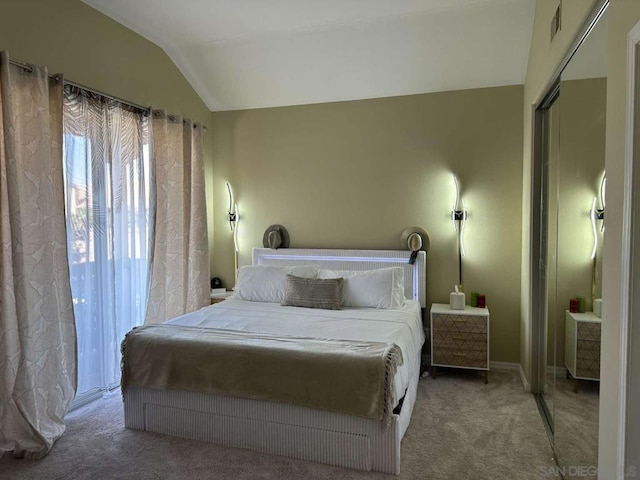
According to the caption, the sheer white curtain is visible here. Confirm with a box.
[62,86,153,400]
[0,52,76,459]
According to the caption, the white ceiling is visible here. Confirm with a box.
[82,0,536,111]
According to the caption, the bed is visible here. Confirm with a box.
[122,248,426,474]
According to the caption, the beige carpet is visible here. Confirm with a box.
[0,370,555,480]
[554,376,599,480]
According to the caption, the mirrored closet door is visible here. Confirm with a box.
[535,3,607,477]
[539,89,560,431]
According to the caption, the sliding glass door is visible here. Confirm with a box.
[62,86,153,403]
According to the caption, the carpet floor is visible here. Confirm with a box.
[554,376,599,479]
[0,369,555,480]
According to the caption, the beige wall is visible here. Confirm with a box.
[212,86,524,362]
[0,0,215,274]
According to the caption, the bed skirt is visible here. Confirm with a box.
[123,357,420,474]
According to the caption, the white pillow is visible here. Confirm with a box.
[318,267,405,309]
[234,265,319,303]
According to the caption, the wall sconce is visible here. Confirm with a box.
[597,174,606,223]
[226,182,239,253]
[451,174,468,287]
[589,173,606,260]
[226,182,239,280]
[226,182,237,231]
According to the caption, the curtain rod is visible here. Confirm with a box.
[68,80,152,114]
[7,58,207,130]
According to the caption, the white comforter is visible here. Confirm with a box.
[166,298,425,401]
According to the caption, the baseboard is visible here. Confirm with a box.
[489,361,520,372]
[489,361,531,392]
[69,385,120,413]
[519,364,532,393]
[425,361,535,392]
[546,365,567,376]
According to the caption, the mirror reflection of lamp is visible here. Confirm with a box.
[590,173,605,313]
[451,174,468,288]
[590,174,605,260]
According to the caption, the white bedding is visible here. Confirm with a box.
[166,298,425,403]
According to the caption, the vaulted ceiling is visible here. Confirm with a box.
[82,0,536,111]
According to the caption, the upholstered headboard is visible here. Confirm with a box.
[252,248,426,308]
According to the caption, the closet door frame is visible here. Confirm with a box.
[620,18,640,477]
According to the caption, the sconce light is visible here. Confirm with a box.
[589,173,606,260]
[226,182,237,230]
[226,182,239,253]
[451,174,468,287]
[597,174,606,223]
[451,174,468,256]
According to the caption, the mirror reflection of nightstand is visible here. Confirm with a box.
[210,291,234,304]
[565,311,601,392]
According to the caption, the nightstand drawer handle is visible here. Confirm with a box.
[452,352,467,357]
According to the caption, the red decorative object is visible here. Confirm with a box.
[569,298,579,313]
[478,294,486,308]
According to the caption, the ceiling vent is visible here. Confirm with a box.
[550,3,562,43]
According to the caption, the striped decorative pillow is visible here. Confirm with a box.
[281,274,343,310]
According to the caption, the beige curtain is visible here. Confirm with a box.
[144,111,209,324]
[0,52,77,458]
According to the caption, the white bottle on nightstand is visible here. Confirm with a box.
[449,285,465,310]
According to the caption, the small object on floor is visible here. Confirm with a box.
[421,371,430,378]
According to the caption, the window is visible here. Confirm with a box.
[62,86,153,404]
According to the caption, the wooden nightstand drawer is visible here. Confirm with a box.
[576,358,600,379]
[576,340,600,357]
[432,314,487,334]
[433,330,487,349]
[433,346,488,369]
[577,322,601,342]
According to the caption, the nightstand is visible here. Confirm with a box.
[210,291,234,304]
[565,311,601,391]
[430,303,490,383]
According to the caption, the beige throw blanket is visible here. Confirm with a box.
[121,324,403,423]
